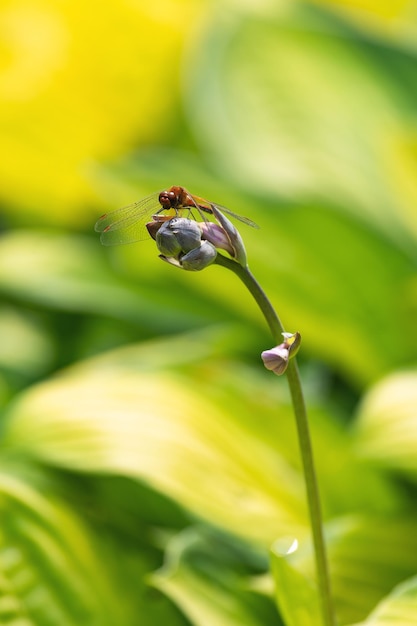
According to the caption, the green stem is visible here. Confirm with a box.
[214,254,335,626]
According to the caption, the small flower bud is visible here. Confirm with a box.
[155,218,202,257]
[159,241,217,271]
[261,332,301,376]
[181,241,217,271]
[200,222,234,256]
[261,345,290,375]
[209,205,247,267]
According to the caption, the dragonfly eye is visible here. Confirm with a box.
[159,190,178,210]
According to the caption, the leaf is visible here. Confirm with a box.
[0,465,192,626]
[0,467,125,625]
[0,307,52,378]
[0,342,307,548]
[352,575,417,626]
[0,0,202,224]
[270,536,321,626]
[270,516,417,626]
[353,370,417,477]
[303,0,417,52]
[327,517,417,625]
[0,230,243,334]
[150,526,280,626]
[185,5,417,244]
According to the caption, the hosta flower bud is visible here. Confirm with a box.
[261,345,290,375]
[199,222,234,256]
[156,218,202,257]
[181,241,217,271]
[261,332,301,376]
[160,241,217,271]
[209,205,247,267]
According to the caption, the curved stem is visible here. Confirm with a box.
[214,255,285,342]
[214,254,335,626]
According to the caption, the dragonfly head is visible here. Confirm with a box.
[159,186,184,210]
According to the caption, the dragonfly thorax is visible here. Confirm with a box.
[158,186,192,211]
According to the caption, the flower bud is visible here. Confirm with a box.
[209,205,247,267]
[261,332,301,376]
[261,345,290,375]
[159,241,217,271]
[200,222,234,256]
[156,218,202,257]
[181,241,217,271]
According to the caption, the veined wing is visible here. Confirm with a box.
[95,192,160,233]
[94,192,160,246]
[215,204,259,228]
[191,194,259,229]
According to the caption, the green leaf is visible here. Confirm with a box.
[352,575,417,626]
[0,341,307,548]
[327,517,417,625]
[0,230,238,334]
[270,516,417,626]
[270,536,321,626]
[0,465,193,626]
[0,307,53,378]
[0,467,124,625]
[185,5,417,247]
[354,370,417,477]
[150,526,280,626]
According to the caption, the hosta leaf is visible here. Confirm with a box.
[0,0,202,223]
[327,517,417,625]
[0,468,124,625]
[0,231,245,334]
[270,516,417,626]
[150,526,280,626]
[0,307,52,378]
[0,465,193,626]
[352,575,417,626]
[0,347,307,547]
[354,370,417,477]
[185,5,417,244]
[270,536,321,626]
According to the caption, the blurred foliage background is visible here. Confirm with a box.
[1,0,417,624]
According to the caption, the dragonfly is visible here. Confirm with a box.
[95,185,258,246]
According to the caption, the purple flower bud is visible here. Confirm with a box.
[261,332,301,376]
[261,345,290,375]
[208,206,247,267]
[200,222,234,256]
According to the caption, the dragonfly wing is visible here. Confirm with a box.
[189,193,259,228]
[94,193,160,233]
[220,207,259,228]
[98,219,153,246]
[95,192,163,245]
[208,202,259,229]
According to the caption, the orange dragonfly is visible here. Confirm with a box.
[95,185,258,246]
